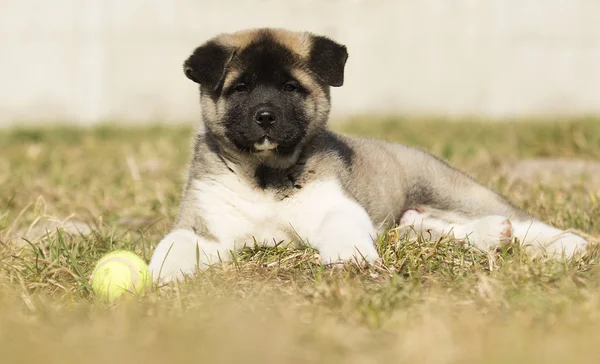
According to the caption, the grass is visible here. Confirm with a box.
[1,117,600,363]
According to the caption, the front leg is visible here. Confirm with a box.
[287,180,380,266]
[313,208,379,265]
[148,229,232,283]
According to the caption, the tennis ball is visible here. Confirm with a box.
[91,250,152,303]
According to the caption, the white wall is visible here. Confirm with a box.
[1,0,599,125]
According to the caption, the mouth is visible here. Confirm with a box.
[253,136,279,152]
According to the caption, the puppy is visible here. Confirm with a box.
[149,28,588,282]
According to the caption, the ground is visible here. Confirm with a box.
[1,117,600,363]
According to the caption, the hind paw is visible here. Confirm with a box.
[399,209,429,227]
[452,216,514,250]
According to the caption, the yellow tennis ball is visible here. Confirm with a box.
[91,250,152,303]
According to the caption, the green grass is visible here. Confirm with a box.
[1,117,600,363]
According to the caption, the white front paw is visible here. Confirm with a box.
[319,240,379,266]
[315,211,379,266]
[149,229,225,283]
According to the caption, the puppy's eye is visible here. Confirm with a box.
[283,82,298,92]
[233,83,249,92]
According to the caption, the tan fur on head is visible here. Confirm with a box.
[216,28,313,59]
[222,69,241,91]
[200,92,218,122]
[289,68,331,131]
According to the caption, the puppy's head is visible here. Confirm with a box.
[184,28,348,168]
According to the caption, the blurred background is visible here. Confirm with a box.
[1,0,600,126]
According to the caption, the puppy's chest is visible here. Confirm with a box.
[190,172,352,245]
[191,172,303,245]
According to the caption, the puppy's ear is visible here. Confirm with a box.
[308,35,349,87]
[183,41,233,89]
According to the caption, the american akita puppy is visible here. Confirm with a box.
[149,28,589,283]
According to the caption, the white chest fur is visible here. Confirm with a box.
[191,174,375,250]
[149,173,380,282]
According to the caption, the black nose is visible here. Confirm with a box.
[254,109,277,127]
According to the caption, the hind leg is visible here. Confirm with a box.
[511,220,587,257]
[399,208,513,250]
[397,148,588,258]
[399,208,587,258]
